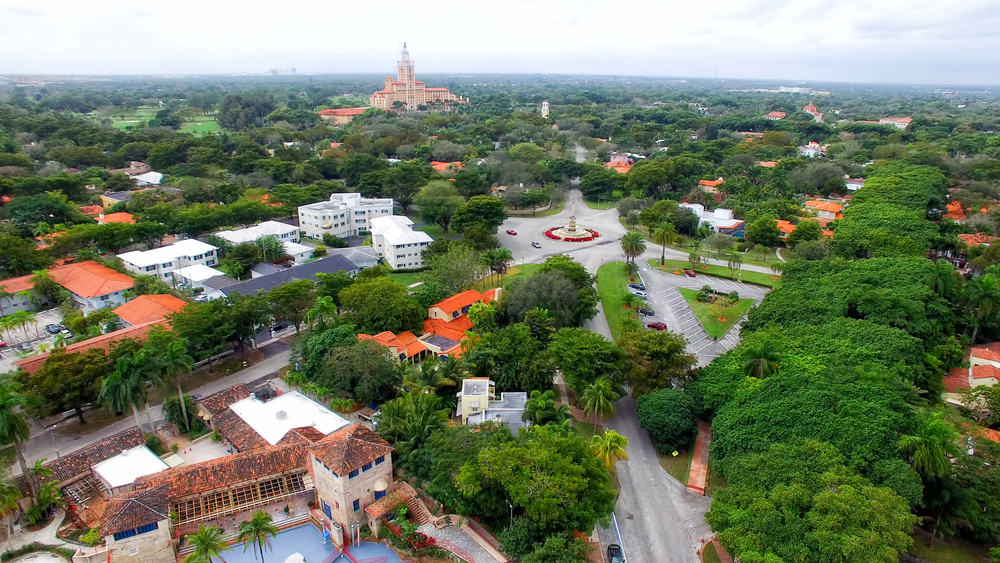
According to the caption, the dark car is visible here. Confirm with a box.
[607,544,624,563]
[531,241,541,249]
[684,269,697,277]
[636,305,654,316]
[44,324,61,334]
[628,283,645,291]
[647,321,667,331]
[506,229,517,235]
[15,343,32,353]
[271,323,292,333]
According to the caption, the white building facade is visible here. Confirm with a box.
[118,240,219,282]
[216,221,312,263]
[369,216,433,269]
[298,193,394,240]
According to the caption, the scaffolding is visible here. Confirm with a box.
[172,472,312,525]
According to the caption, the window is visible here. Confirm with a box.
[349,469,359,479]
[374,490,386,500]
[193,254,203,260]
[112,522,159,542]
[322,500,332,518]
[353,499,360,512]
[362,462,372,472]
[145,265,156,272]
[100,295,110,301]
[375,456,385,466]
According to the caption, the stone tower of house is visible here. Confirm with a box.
[541,99,549,118]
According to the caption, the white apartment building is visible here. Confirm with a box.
[118,239,219,282]
[216,221,312,263]
[370,216,433,269]
[298,193,394,240]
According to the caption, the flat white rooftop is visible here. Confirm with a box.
[118,239,217,268]
[228,390,350,446]
[174,264,225,283]
[92,445,169,488]
[217,221,300,245]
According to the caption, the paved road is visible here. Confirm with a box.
[18,340,291,471]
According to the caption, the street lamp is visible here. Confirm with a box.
[506,500,513,526]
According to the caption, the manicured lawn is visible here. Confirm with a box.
[415,223,447,239]
[657,448,694,484]
[474,263,542,290]
[678,287,754,339]
[701,542,722,563]
[596,261,635,342]
[908,536,994,563]
[647,258,781,288]
[583,197,619,210]
[389,272,425,288]
[179,117,220,135]
[524,197,567,217]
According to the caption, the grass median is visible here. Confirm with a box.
[678,287,754,339]
[647,258,781,288]
[596,261,634,342]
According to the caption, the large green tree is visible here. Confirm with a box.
[414,180,465,232]
[20,348,109,424]
[450,195,508,234]
[339,277,425,334]
[268,279,317,333]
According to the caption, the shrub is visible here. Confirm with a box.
[637,388,698,453]
[145,433,166,456]
[322,233,349,248]
[312,245,327,258]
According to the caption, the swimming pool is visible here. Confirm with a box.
[219,523,401,563]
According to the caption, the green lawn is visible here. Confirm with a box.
[474,263,542,291]
[389,272,425,288]
[583,197,619,210]
[596,261,634,342]
[657,448,694,484]
[678,287,754,339]
[522,197,567,218]
[908,535,994,563]
[415,224,447,239]
[572,419,599,442]
[179,117,220,135]
[648,258,781,288]
[701,542,722,563]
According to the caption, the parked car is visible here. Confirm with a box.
[44,324,61,334]
[627,287,647,296]
[647,321,667,331]
[0,341,7,348]
[531,241,541,249]
[628,283,645,291]
[636,305,655,316]
[684,269,697,277]
[60,329,74,339]
[607,544,625,563]
[506,229,517,235]
[15,343,32,353]
[271,323,292,334]
[633,292,649,300]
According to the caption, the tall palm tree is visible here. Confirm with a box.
[0,474,21,551]
[923,259,960,299]
[898,410,960,480]
[237,511,279,563]
[491,248,514,278]
[184,524,230,563]
[652,223,677,266]
[620,231,646,265]
[0,377,35,497]
[9,310,33,340]
[742,339,781,378]
[375,392,450,450]
[580,377,619,422]
[590,429,629,472]
[156,337,195,430]
[305,296,338,332]
[98,368,147,432]
[727,248,743,277]
[30,270,57,305]
[965,274,1000,343]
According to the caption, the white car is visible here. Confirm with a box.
[632,291,649,300]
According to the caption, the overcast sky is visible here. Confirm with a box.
[2,0,999,84]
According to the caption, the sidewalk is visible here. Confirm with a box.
[687,419,711,495]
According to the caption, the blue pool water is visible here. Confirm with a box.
[219,523,402,563]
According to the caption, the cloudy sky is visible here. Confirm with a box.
[2,0,998,84]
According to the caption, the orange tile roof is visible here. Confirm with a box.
[311,424,393,476]
[317,108,369,116]
[958,233,997,247]
[805,200,844,213]
[97,212,135,225]
[0,274,36,294]
[775,220,796,234]
[758,161,777,168]
[79,205,103,216]
[112,294,186,326]
[698,178,725,188]
[48,260,134,298]
[764,111,786,119]
[423,318,469,342]
[606,161,631,174]
[358,330,427,359]
[430,161,463,173]
[365,484,416,519]
[432,289,489,315]
[971,343,1000,362]
[946,202,967,221]
[15,320,163,375]
[944,367,970,393]
[972,364,1000,380]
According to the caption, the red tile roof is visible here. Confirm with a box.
[48,260,134,298]
[775,220,796,234]
[365,484,416,519]
[944,367,970,393]
[358,330,427,359]
[15,321,163,375]
[101,485,169,536]
[971,343,1000,362]
[698,178,725,188]
[0,274,36,294]
[971,364,1000,380]
[212,408,319,452]
[46,428,145,484]
[763,111,786,119]
[958,233,997,247]
[805,200,844,213]
[113,294,186,326]
[97,212,135,225]
[197,383,253,417]
[311,424,393,476]
[317,108,369,116]
[758,161,777,168]
[945,202,967,222]
[430,161,463,173]
[79,205,103,217]
[431,289,490,315]
[423,317,472,342]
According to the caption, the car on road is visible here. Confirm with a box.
[531,241,541,249]
[506,229,517,235]
[684,269,697,277]
[271,323,293,334]
[15,343,32,353]
[628,283,645,291]
[647,321,667,330]
[607,544,624,563]
[44,324,61,334]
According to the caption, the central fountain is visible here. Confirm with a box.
[545,203,600,241]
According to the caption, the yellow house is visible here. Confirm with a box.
[457,378,495,424]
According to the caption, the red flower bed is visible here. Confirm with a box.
[386,521,436,549]
[544,228,599,242]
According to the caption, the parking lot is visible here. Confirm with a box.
[0,309,67,373]
[635,266,770,366]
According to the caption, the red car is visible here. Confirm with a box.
[647,322,667,331]
[506,229,517,235]
[684,269,697,277]
[0,341,6,348]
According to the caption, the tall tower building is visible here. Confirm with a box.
[541,100,550,118]
[370,43,463,111]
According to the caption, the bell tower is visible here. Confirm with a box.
[396,43,416,109]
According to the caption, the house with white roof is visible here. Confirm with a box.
[171,264,225,290]
[118,239,218,283]
[798,142,828,158]
[879,117,913,130]
[217,390,351,449]
[216,221,313,264]
[91,445,169,496]
[680,203,745,237]
[132,171,164,188]
[298,193,394,240]
[369,216,433,269]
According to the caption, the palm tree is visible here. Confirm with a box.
[580,377,619,422]
[237,511,279,563]
[9,310,33,340]
[305,296,338,332]
[0,377,35,497]
[620,231,646,265]
[156,337,195,430]
[375,392,450,451]
[184,524,230,563]
[898,410,960,480]
[923,259,960,299]
[522,389,571,425]
[652,223,677,266]
[727,248,743,277]
[742,339,781,378]
[30,270,57,305]
[0,474,21,551]
[965,274,1000,343]
[590,429,629,472]
[491,248,514,278]
[624,261,639,281]
[98,368,147,432]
